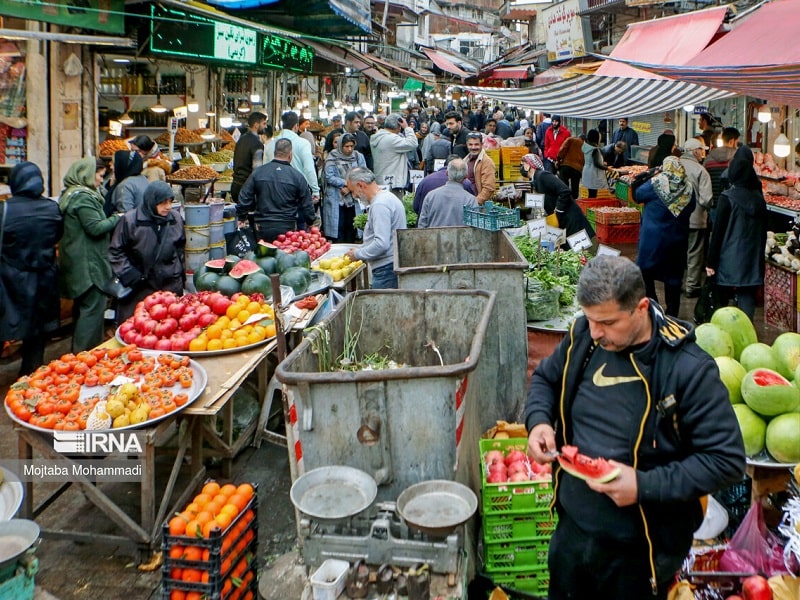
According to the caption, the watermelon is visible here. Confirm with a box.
[256,240,279,258]
[740,368,800,416]
[215,274,241,297]
[292,250,311,269]
[195,271,221,292]
[715,357,747,404]
[557,445,620,484]
[740,342,781,373]
[204,259,226,273]
[765,412,800,463]
[275,250,295,273]
[241,272,272,297]
[224,255,241,273]
[710,307,758,361]
[255,257,278,275]
[732,404,767,457]
[694,323,734,358]
[192,264,210,288]
[771,332,800,380]
[279,266,311,295]
[229,259,262,280]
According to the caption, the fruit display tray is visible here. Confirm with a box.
[115,326,276,358]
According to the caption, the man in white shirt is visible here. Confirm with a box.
[265,111,320,204]
[369,113,418,197]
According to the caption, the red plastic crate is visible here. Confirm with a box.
[576,198,621,215]
[765,261,795,304]
[595,222,640,244]
[765,294,796,331]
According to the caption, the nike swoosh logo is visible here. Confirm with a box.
[592,363,641,387]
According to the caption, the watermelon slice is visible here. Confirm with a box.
[557,445,621,483]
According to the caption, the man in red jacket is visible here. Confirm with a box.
[543,115,571,173]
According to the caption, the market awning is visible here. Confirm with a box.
[403,78,424,91]
[597,0,800,107]
[595,5,729,79]
[465,74,733,119]
[364,53,436,86]
[422,48,472,79]
[490,66,532,80]
[304,40,394,86]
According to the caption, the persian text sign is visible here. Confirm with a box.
[0,0,124,34]
[542,0,590,62]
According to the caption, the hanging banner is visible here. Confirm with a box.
[0,0,125,34]
[540,0,591,62]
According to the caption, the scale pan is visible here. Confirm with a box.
[396,480,477,537]
[290,466,377,524]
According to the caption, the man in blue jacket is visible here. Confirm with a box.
[526,255,745,600]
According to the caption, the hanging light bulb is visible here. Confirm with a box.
[682,105,694,113]
[150,92,168,114]
[237,98,251,114]
[757,104,771,124]
[774,132,791,157]
[219,115,233,128]
[200,128,216,140]
[187,97,199,113]
[118,112,134,125]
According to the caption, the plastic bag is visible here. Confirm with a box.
[225,226,256,258]
[524,275,561,321]
[693,276,721,324]
[719,502,789,577]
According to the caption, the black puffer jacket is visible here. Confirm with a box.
[0,162,63,341]
[525,301,745,591]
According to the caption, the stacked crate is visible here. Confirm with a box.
[161,485,259,600]
[578,185,615,199]
[576,198,621,216]
[485,148,502,181]
[765,262,797,331]
[480,438,556,596]
[500,146,528,182]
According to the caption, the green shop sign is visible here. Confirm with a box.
[148,5,312,72]
[0,0,125,34]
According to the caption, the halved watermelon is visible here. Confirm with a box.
[557,445,620,483]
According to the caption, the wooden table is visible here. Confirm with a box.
[16,338,278,561]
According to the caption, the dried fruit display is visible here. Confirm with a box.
[155,128,205,146]
[168,165,218,181]
[98,139,130,157]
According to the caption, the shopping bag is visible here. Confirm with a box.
[693,276,721,324]
[225,227,256,258]
[719,502,789,576]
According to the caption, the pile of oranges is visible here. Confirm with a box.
[187,297,276,353]
[164,480,257,600]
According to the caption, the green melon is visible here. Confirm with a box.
[710,306,758,361]
[739,343,781,373]
[771,332,800,380]
[715,356,747,404]
[694,323,734,358]
[279,266,311,295]
[215,274,241,297]
[195,271,220,292]
[732,404,767,457]
[741,368,800,416]
[765,412,800,463]
[240,272,272,297]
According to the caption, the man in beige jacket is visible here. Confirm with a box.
[464,132,496,205]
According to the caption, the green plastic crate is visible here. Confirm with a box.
[490,564,550,596]
[464,202,521,231]
[586,207,596,230]
[480,438,554,516]
[615,180,630,202]
[483,509,557,541]
[484,535,551,571]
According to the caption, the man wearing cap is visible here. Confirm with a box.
[611,118,639,164]
[543,116,571,174]
[323,114,344,153]
[679,138,713,299]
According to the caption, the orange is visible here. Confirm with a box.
[186,593,203,600]
[236,294,250,307]
[205,324,223,340]
[253,325,267,339]
[227,493,248,512]
[168,545,185,559]
[183,546,203,562]
[246,331,262,345]
[184,520,202,538]
[220,503,239,518]
[202,520,221,538]
[237,309,251,324]
[230,318,243,330]
[245,301,261,314]
[212,493,229,506]
[236,483,255,500]
[264,322,277,338]
[184,502,201,515]
[181,568,203,583]
[226,304,241,320]
[222,338,237,350]
[220,328,233,340]
[214,512,233,531]
[193,493,212,507]
[216,315,231,328]
[202,481,221,496]
[219,483,238,498]
[168,515,187,536]
[170,567,182,580]
[194,511,213,526]
[188,338,207,352]
[170,591,186,600]
[205,499,224,516]
[234,336,249,347]
[206,339,223,351]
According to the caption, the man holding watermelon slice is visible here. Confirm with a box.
[525,255,745,600]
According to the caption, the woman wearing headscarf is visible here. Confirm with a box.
[520,153,595,245]
[0,162,63,375]
[635,156,696,317]
[581,129,609,198]
[58,157,122,351]
[109,181,186,323]
[107,149,148,214]
[648,131,677,168]
[706,146,767,320]
[323,133,367,243]
[522,127,541,156]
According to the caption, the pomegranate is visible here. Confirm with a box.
[741,575,772,600]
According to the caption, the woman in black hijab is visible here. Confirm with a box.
[106,149,147,215]
[109,180,186,323]
[706,145,767,320]
[0,162,63,374]
[648,131,677,168]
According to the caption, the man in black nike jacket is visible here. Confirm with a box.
[525,255,745,600]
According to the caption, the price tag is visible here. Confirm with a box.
[433,159,445,171]
[544,225,566,247]
[567,229,592,251]
[496,184,517,200]
[596,243,621,256]
[527,218,547,240]
[173,106,188,120]
[187,150,201,166]
[108,121,122,137]
[525,193,544,209]
[409,170,424,189]
[383,174,396,188]
[169,117,179,134]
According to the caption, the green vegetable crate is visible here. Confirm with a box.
[479,437,556,596]
[463,202,521,231]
